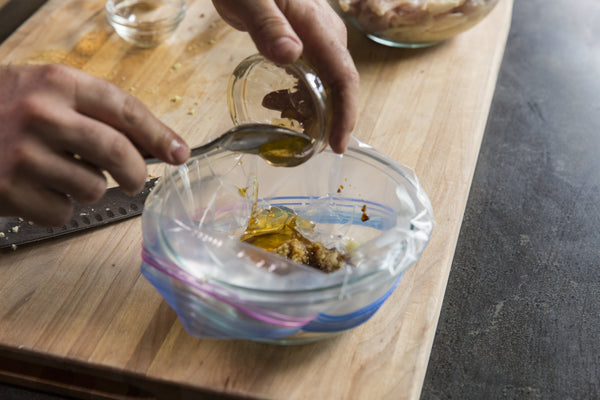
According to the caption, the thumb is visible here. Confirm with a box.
[213,0,303,64]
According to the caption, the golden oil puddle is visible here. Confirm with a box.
[257,135,314,167]
[239,178,345,273]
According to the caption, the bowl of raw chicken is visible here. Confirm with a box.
[330,0,500,48]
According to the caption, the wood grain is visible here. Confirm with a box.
[0,0,513,399]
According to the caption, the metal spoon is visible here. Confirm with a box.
[145,123,316,167]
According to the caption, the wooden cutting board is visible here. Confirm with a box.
[0,0,513,399]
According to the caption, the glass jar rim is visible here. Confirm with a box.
[227,54,332,154]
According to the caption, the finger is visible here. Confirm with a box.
[283,1,359,153]
[0,182,74,227]
[32,107,148,195]
[67,68,189,165]
[328,72,358,153]
[213,0,303,64]
[19,188,73,227]
[18,140,108,205]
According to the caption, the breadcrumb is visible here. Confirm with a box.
[274,238,344,273]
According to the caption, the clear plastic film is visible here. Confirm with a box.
[141,137,434,343]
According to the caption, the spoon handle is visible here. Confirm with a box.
[144,136,222,165]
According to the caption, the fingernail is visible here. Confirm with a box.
[170,139,190,164]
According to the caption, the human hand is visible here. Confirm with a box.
[0,64,189,226]
[212,0,359,153]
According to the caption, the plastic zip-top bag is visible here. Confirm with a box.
[141,136,434,344]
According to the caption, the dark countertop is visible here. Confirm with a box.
[2,0,599,398]
[0,0,46,43]
[422,0,600,398]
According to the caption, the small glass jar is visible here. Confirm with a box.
[227,54,332,161]
[105,0,186,48]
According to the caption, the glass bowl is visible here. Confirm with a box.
[140,137,434,344]
[329,0,500,48]
[105,0,186,48]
